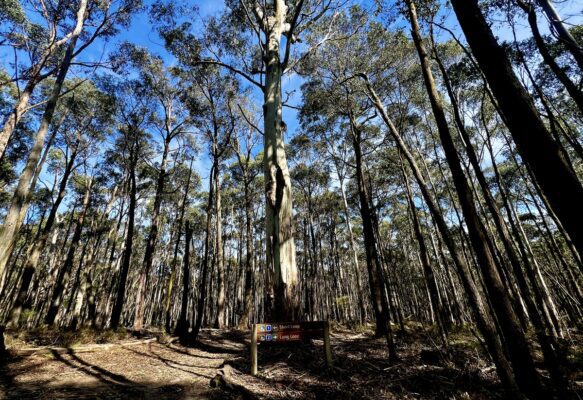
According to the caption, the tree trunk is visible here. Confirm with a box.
[214,163,225,329]
[190,165,215,343]
[405,2,542,396]
[337,166,366,324]
[45,177,93,326]
[165,157,194,332]
[110,144,138,329]
[536,0,583,71]
[263,0,300,321]
[400,153,448,344]
[517,2,583,114]
[2,22,86,326]
[19,134,80,324]
[432,28,567,387]
[350,120,397,361]
[134,135,171,330]
[363,75,523,398]
[448,0,583,269]
[0,46,83,300]
[175,221,193,339]
[0,80,36,161]
[238,173,255,328]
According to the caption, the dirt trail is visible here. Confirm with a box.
[4,326,575,399]
[0,330,244,399]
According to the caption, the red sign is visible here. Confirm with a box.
[258,331,302,342]
[254,321,325,343]
[250,321,332,375]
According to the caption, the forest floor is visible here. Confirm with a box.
[1,323,582,399]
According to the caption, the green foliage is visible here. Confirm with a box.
[0,0,26,24]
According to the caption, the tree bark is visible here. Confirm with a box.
[350,119,397,361]
[448,0,583,269]
[2,10,87,325]
[134,134,172,330]
[110,135,139,329]
[175,221,193,340]
[214,162,225,329]
[362,75,523,398]
[263,0,300,321]
[405,2,542,396]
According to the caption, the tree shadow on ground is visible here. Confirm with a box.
[192,339,242,355]
[164,343,225,359]
[7,329,569,399]
[125,345,217,379]
[223,331,509,400]
[55,349,135,385]
[0,344,238,400]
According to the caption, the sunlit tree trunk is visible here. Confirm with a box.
[263,0,300,321]
[2,17,87,326]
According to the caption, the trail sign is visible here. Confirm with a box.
[250,321,332,376]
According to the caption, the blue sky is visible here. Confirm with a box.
[2,0,582,196]
[90,0,305,188]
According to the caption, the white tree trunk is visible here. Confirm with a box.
[263,0,300,321]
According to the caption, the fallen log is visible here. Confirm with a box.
[9,337,158,357]
[210,362,259,400]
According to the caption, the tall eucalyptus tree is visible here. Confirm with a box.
[154,0,341,320]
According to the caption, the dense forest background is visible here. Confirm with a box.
[1,0,582,398]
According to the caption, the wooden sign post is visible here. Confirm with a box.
[251,323,258,376]
[250,321,332,376]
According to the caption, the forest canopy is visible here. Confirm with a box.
[0,0,582,399]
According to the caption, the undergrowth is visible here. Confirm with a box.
[6,326,130,348]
